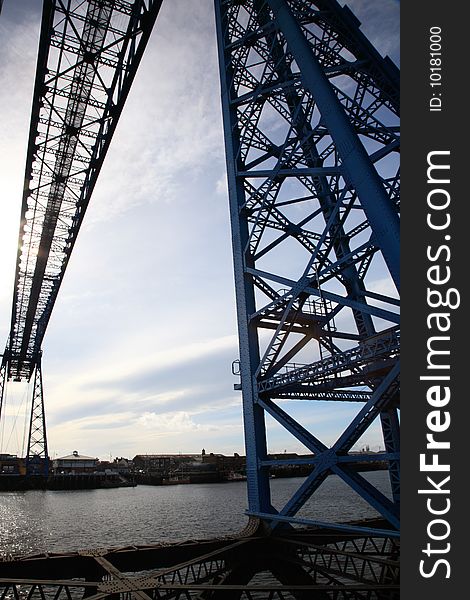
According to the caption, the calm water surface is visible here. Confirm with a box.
[0,472,391,557]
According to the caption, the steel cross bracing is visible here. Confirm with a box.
[2,0,163,382]
[0,524,399,599]
[215,0,400,536]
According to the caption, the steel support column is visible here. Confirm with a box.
[25,353,49,477]
[214,0,400,534]
[380,407,400,506]
[215,0,273,516]
[0,360,6,426]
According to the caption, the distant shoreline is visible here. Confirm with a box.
[0,461,387,492]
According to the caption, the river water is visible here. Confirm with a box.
[0,471,391,557]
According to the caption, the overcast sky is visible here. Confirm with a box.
[0,0,399,460]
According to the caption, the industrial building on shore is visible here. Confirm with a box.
[1,448,387,490]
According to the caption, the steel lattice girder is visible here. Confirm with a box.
[214,0,400,534]
[0,525,400,600]
[4,0,163,381]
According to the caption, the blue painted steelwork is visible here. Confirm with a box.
[247,512,400,538]
[214,0,400,535]
[258,328,400,392]
[267,0,400,291]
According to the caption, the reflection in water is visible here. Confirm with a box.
[0,471,391,556]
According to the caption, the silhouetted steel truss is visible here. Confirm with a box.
[1,0,163,381]
[0,0,400,591]
[0,0,163,473]
[0,521,399,599]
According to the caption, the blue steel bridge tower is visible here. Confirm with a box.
[216,0,400,537]
[0,0,399,595]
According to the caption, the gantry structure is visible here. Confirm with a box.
[0,0,400,596]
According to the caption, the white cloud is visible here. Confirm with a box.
[215,173,228,196]
[138,411,203,433]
